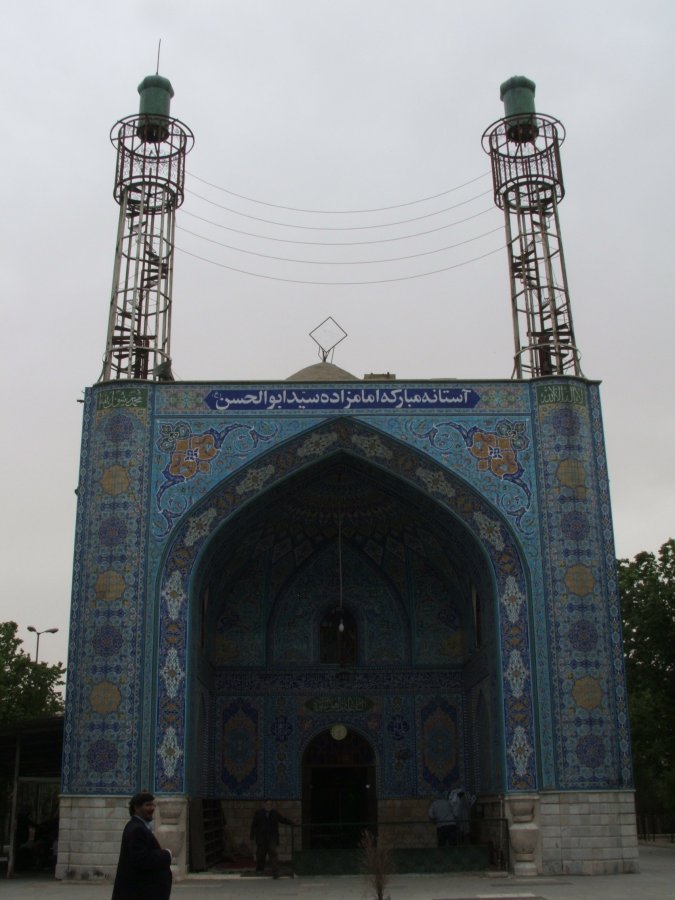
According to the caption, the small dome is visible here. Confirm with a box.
[286,361,359,382]
[137,74,175,98]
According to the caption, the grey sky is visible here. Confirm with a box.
[1,0,673,668]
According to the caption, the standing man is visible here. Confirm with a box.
[112,792,172,900]
[427,791,457,847]
[250,799,294,878]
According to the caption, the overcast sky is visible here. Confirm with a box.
[1,0,673,668]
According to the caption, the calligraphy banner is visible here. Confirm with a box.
[204,386,480,412]
[96,388,148,410]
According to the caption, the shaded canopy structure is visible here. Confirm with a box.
[0,716,63,876]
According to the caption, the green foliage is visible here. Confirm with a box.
[619,539,675,814]
[0,622,65,723]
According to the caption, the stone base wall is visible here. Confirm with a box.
[377,798,437,848]
[539,790,639,875]
[56,790,639,879]
[56,795,188,882]
[477,790,639,876]
[222,799,436,855]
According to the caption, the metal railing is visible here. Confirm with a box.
[288,818,509,874]
[636,812,675,843]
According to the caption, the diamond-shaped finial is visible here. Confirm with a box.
[309,317,347,362]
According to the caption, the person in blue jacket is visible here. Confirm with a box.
[427,792,457,847]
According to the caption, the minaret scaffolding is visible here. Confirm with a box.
[101,75,194,381]
[482,77,582,379]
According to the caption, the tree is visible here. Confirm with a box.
[0,622,65,723]
[619,539,675,822]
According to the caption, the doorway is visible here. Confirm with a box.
[303,729,376,849]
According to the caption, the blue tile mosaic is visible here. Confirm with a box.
[62,378,631,804]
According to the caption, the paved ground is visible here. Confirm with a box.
[2,843,674,899]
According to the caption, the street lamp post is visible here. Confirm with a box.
[27,626,59,663]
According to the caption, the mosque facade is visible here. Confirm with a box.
[57,364,638,879]
[55,70,638,881]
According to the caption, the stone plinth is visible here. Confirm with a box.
[56,795,188,882]
[539,789,639,875]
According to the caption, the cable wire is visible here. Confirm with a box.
[185,187,493,231]
[187,170,491,214]
[175,242,505,285]
[176,224,503,264]
[181,205,497,246]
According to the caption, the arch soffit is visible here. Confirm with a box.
[188,431,503,654]
[155,416,536,793]
[198,452,488,636]
[161,416,527,651]
[178,415,518,590]
[270,536,411,622]
[266,538,412,667]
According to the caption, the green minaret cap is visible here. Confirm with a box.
[500,76,536,118]
[138,74,175,118]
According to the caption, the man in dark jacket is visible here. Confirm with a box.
[112,792,172,900]
[249,800,294,878]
